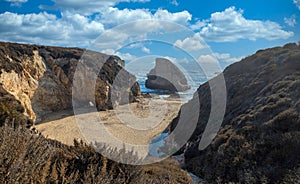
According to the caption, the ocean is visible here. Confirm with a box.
[126,59,210,102]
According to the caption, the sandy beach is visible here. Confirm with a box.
[35,98,183,158]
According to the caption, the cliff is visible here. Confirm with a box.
[0,84,32,128]
[170,43,300,183]
[0,42,140,122]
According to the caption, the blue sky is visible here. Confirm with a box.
[0,0,299,70]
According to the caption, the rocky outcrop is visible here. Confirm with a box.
[170,43,300,183]
[0,85,32,128]
[0,42,140,122]
[145,58,190,92]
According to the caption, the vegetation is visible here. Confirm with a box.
[171,43,300,183]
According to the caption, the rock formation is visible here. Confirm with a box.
[0,42,140,122]
[0,85,32,128]
[170,43,300,183]
[145,58,190,92]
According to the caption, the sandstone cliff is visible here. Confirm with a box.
[0,42,140,122]
[170,43,300,183]
[0,85,32,128]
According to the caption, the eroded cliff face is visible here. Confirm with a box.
[0,84,32,128]
[0,42,140,122]
[170,43,300,183]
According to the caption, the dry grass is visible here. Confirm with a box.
[0,126,143,183]
[0,125,192,183]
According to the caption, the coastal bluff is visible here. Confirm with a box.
[0,42,140,122]
[170,43,300,183]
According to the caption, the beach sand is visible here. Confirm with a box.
[35,98,183,159]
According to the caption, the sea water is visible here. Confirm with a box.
[134,68,208,102]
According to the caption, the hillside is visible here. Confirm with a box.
[0,42,140,122]
[170,43,300,183]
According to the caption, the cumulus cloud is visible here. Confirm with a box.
[190,20,206,31]
[294,0,300,10]
[41,0,150,15]
[198,54,218,64]
[0,3,293,56]
[174,33,207,51]
[98,8,192,28]
[0,5,193,49]
[91,8,192,49]
[197,54,222,78]
[284,15,297,27]
[199,7,294,42]
[5,0,27,7]
[0,11,104,46]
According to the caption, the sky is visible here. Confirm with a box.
[0,0,299,70]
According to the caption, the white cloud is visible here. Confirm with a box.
[190,20,206,31]
[197,54,221,79]
[116,52,137,61]
[127,42,144,48]
[5,0,27,7]
[90,8,192,50]
[174,33,207,51]
[199,6,294,42]
[98,7,192,28]
[98,7,152,27]
[213,53,243,63]
[154,9,192,25]
[142,46,151,54]
[92,29,129,49]
[198,54,218,64]
[101,49,137,61]
[164,56,189,64]
[294,0,300,10]
[0,6,192,50]
[198,53,243,65]
[170,0,179,6]
[41,0,150,15]
[101,49,116,55]
[0,11,104,46]
[284,15,297,27]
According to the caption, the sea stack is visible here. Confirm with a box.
[145,58,190,92]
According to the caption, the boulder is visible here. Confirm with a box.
[145,58,190,92]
